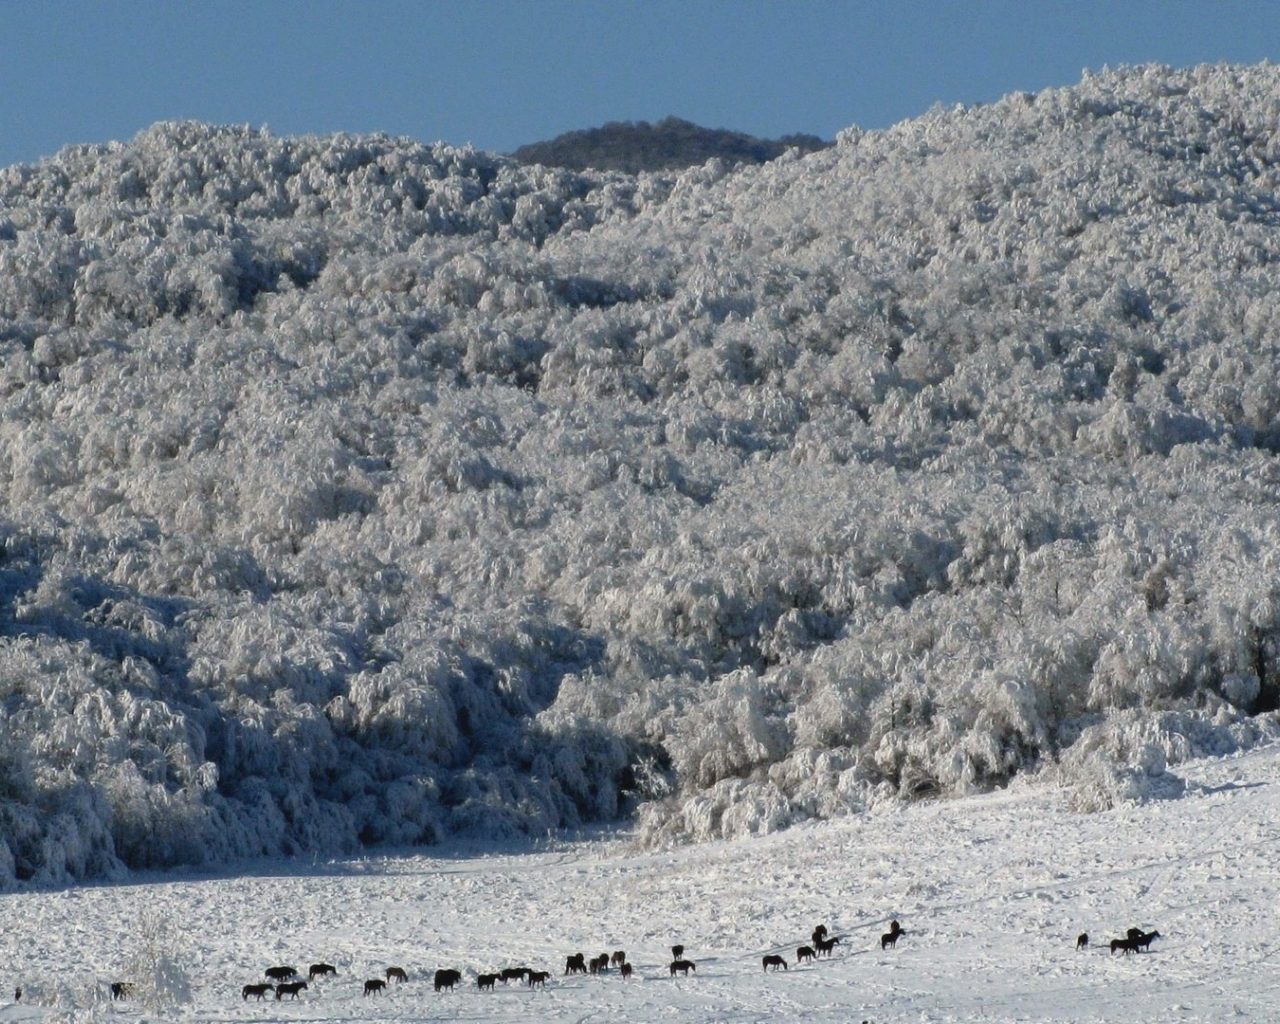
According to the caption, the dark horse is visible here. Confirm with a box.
[797,945,816,964]
[620,963,633,979]
[669,959,696,977]
[1110,937,1139,955]
[881,921,904,950]
[565,953,587,975]
[363,978,386,995]
[275,981,307,1000]
[477,973,498,990]
[434,968,462,992]
[386,966,408,983]
[109,983,134,1001]
[817,935,842,957]
[527,970,550,987]
[308,962,337,980]
[1132,929,1161,952]
[242,983,272,1001]
[1076,933,1088,950]
[611,950,627,967]
[265,966,297,982]
[762,954,788,972]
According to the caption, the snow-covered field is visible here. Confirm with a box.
[3,742,1276,1023]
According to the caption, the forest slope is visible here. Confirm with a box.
[1,63,1279,884]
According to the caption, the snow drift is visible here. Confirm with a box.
[2,62,1280,884]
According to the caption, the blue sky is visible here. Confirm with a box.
[1,0,1277,169]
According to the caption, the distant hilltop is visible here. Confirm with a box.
[510,115,832,173]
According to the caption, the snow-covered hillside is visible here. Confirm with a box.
[2,742,1276,1022]
[3,62,1280,884]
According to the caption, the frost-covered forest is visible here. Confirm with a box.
[3,62,1280,886]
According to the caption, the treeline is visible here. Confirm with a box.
[510,116,831,172]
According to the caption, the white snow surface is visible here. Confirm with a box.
[3,742,1277,1022]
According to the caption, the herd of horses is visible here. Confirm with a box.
[98,915,1160,1004]
[1076,927,1162,955]
[225,926,886,1001]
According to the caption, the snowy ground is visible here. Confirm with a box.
[3,745,1279,1023]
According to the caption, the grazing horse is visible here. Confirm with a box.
[500,967,530,983]
[1076,933,1088,950]
[265,966,297,982]
[671,944,685,959]
[589,953,610,975]
[242,983,272,1001]
[477,973,497,991]
[797,945,816,964]
[275,981,307,1000]
[611,950,627,967]
[386,966,408,983]
[816,935,842,957]
[565,953,587,975]
[620,963,633,979]
[527,970,550,988]
[434,968,462,992]
[308,962,337,980]
[762,954,788,972]
[109,983,134,1001]
[364,978,387,996]
[669,959,696,977]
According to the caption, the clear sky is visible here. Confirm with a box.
[1,0,1277,169]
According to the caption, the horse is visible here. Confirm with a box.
[671,944,685,959]
[109,983,134,1001]
[797,945,816,964]
[308,963,337,980]
[620,963,633,979]
[1110,937,1138,955]
[1076,933,1088,950]
[817,935,842,957]
[242,983,272,1001]
[527,970,550,987]
[477,973,497,991]
[762,954,788,972]
[265,966,297,982]
[434,968,462,992]
[1132,929,1161,952]
[275,981,307,1001]
[363,978,386,996]
[500,967,530,983]
[386,966,408,983]
[565,953,587,975]
[589,953,610,975]
[611,950,626,967]
[881,921,903,950]
[812,925,828,945]
[669,959,696,977]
